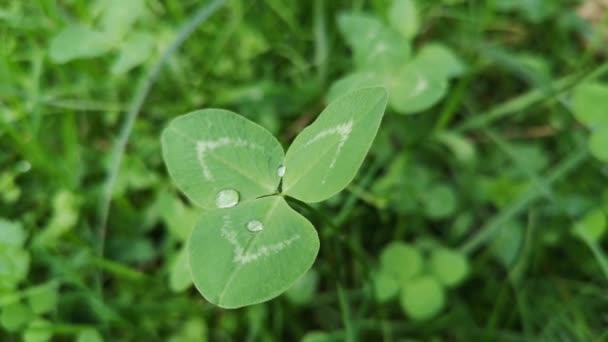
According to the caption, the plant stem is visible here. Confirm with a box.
[286,196,341,232]
[454,62,608,132]
[337,283,356,342]
[96,0,226,258]
[94,0,226,294]
[587,241,608,282]
[286,196,372,272]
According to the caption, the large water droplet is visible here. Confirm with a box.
[246,220,263,232]
[277,165,286,177]
[215,189,239,208]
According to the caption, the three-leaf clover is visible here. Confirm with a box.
[373,241,469,320]
[328,0,465,115]
[161,87,388,308]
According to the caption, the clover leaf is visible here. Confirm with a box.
[572,82,608,130]
[188,196,319,308]
[388,0,419,40]
[373,241,470,320]
[571,82,608,162]
[400,275,445,321]
[283,87,388,202]
[162,109,285,209]
[429,248,469,287]
[379,242,423,283]
[161,87,388,308]
[330,0,464,115]
[49,26,114,63]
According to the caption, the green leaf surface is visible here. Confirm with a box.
[161,109,284,209]
[573,209,606,243]
[571,82,608,130]
[302,331,334,342]
[284,268,319,305]
[422,184,457,219]
[0,218,26,247]
[429,248,469,287]
[389,61,448,114]
[337,13,410,72]
[156,192,198,241]
[22,319,52,342]
[76,328,104,342]
[416,43,466,79]
[337,13,384,53]
[168,319,208,342]
[354,29,410,72]
[379,242,423,282]
[326,72,385,104]
[101,0,146,41]
[400,275,445,320]
[1,301,31,332]
[283,87,388,202]
[111,32,155,75]
[169,246,192,293]
[589,130,608,162]
[388,0,419,39]
[372,270,400,302]
[188,196,319,308]
[35,190,79,246]
[49,26,114,63]
[490,220,524,267]
[435,132,476,164]
[0,248,30,291]
[27,283,58,315]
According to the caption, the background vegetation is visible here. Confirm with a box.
[1,0,608,340]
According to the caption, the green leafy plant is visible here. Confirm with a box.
[571,82,608,162]
[161,87,388,308]
[0,219,67,341]
[373,241,469,320]
[328,0,464,114]
[48,0,155,74]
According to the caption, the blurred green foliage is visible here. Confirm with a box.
[1,0,608,340]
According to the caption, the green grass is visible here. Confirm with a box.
[2,0,608,340]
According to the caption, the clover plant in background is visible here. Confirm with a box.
[328,0,465,115]
[571,82,608,162]
[148,190,199,293]
[48,0,155,75]
[373,241,469,320]
[161,87,388,308]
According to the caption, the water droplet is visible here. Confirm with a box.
[277,165,286,177]
[216,189,239,208]
[246,220,263,232]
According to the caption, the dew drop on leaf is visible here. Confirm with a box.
[277,165,286,177]
[215,189,240,208]
[246,220,264,232]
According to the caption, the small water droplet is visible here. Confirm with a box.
[246,220,263,232]
[216,189,239,208]
[277,165,286,177]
